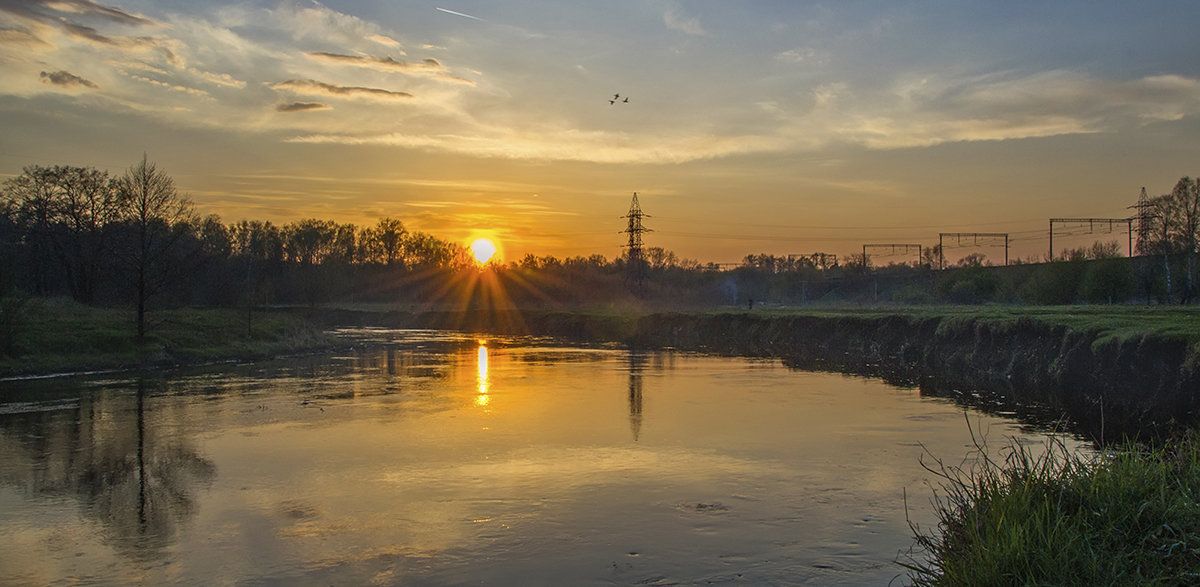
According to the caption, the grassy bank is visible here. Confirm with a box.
[0,298,335,377]
[905,431,1200,585]
[315,302,1200,344]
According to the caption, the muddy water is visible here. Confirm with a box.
[0,329,1086,585]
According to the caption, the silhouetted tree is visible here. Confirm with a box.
[115,156,197,340]
[1,165,124,302]
[359,217,407,265]
[1169,177,1200,302]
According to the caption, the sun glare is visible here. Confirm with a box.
[470,238,497,265]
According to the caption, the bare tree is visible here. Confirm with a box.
[1169,177,1200,302]
[1,165,123,301]
[115,156,197,339]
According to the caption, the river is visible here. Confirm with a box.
[0,329,1087,585]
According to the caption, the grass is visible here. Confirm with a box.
[904,425,1200,586]
[0,297,335,377]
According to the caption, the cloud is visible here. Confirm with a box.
[271,79,413,100]
[0,26,52,50]
[663,6,706,36]
[851,70,1200,148]
[307,51,441,71]
[286,127,787,164]
[305,51,475,85]
[0,0,156,49]
[189,67,246,89]
[28,0,155,27]
[366,34,402,49]
[39,69,97,88]
[59,21,116,45]
[776,48,820,64]
[121,70,209,97]
[276,102,330,113]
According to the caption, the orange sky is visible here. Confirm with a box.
[3,1,1200,265]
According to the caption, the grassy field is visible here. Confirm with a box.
[0,297,335,377]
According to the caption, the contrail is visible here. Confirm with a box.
[436,7,485,21]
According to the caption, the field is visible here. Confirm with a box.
[0,298,333,377]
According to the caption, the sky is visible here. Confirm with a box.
[2,0,1200,265]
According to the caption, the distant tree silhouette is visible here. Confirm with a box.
[1,165,122,302]
[359,217,407,266]
[1169,177,1200,302]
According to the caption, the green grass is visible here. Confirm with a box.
[0,298,335,377]
[745,304,1200,345]
[904,428,1200,585]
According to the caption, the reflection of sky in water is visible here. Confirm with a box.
[0,330,1089,585]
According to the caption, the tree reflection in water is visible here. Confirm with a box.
[0,376,215,561]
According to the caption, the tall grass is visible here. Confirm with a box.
[904,425,1200,585]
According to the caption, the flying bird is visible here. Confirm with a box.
[623,97,629,103]
[436,7,485,21]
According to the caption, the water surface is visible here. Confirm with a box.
[0,329,1085,585]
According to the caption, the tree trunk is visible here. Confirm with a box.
[136,266,146,340]
[1164,253,1173,304]
[1187,253,1196,305]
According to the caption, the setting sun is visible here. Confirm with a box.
[470,238,498,265]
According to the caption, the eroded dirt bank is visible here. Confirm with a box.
[310,308,1200,439]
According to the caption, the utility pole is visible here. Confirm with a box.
[621,192,651,294]
[1049,217,1136,260]
[938,233,1009,269]
[862,244,922,268]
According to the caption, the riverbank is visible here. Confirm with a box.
[303,304,1200,440]
[0,299,335,378]
[905,430,1200,585]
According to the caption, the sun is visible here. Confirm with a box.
[470,238,498,265]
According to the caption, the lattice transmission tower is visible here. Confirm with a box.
[1131,187,1153,255]
[621,192,651,293]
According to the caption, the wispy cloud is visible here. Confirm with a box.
[307,51,443,72]
[271,79,412,100]
[306,51,474,85]
[776,47,821,64]
[40,69,97,88]
[366,34,402,49]
[0,0,155,28]
[277,101,330,113]
[31,0,155,27]
[123,72,210,97]
[286,127,787,164]
[833,71,1200,149]
[663,6,706,36]
[0,26,51,50]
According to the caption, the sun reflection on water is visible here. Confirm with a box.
[475,343,490,407]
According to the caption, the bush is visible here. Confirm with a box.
[1081,258,1135,304]
[0,293,33,356]
[1016,261,1084,305]
[937,268,1008,304]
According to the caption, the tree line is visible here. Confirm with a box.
[3,161,1199,339]
[0,159,478,337]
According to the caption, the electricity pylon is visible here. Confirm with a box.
[621,192,651,294]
